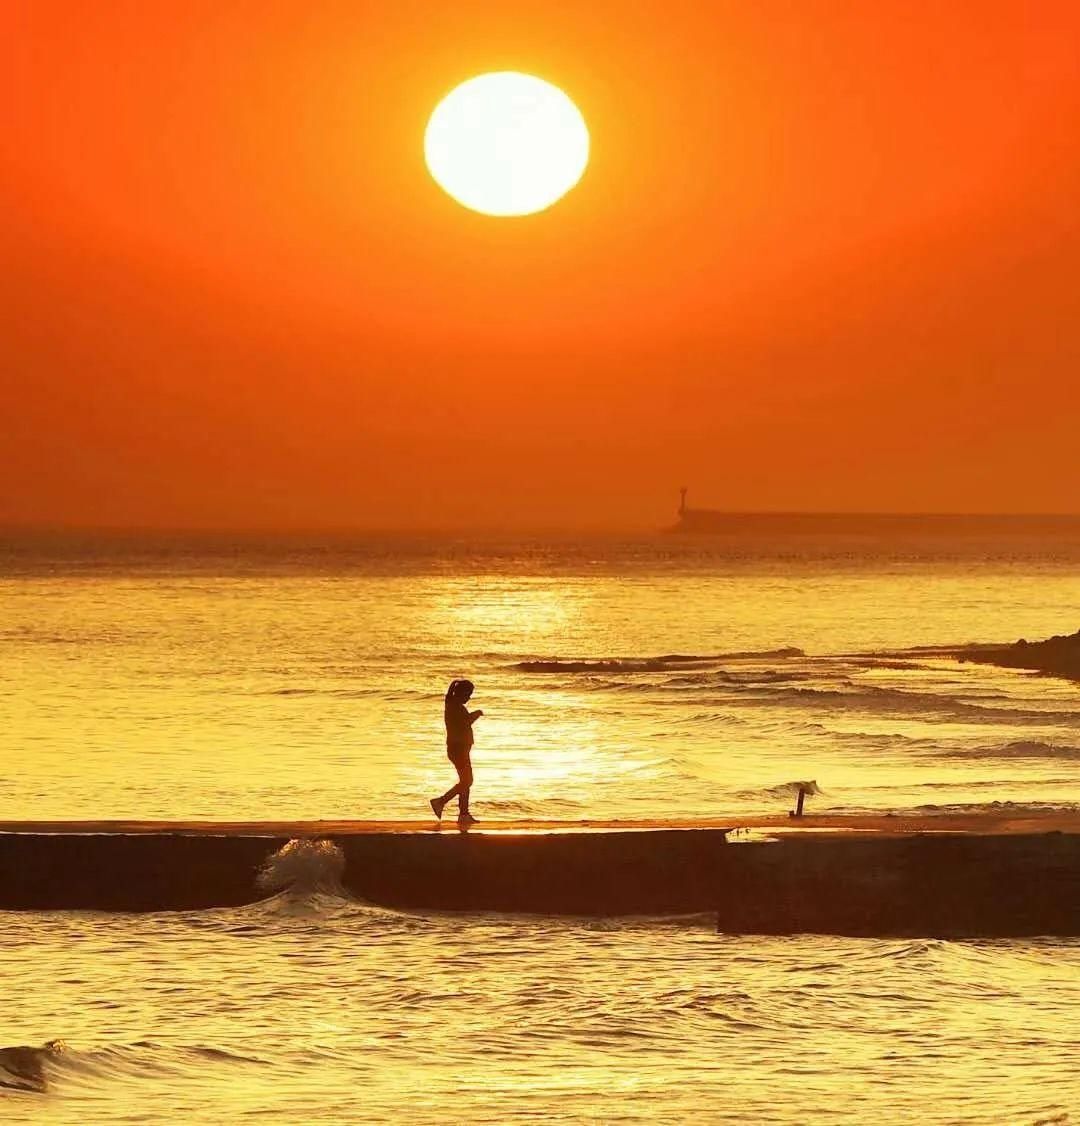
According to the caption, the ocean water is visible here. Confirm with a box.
[2,528,1079,1122]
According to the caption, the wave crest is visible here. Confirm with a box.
[0,1040,272,1095]
[256,839,345,895]
[0,1041,65,1093]
[513,648,805,674]
[944,741,1080,762]
[735,780,823,801]
[731,683,1079,724]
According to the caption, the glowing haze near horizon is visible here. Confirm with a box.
[3,2,1080,530]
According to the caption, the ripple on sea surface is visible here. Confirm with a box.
[2,900,1079,1124]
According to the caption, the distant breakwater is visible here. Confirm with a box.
[1,828,1078,936]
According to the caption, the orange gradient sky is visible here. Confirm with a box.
[3,1,1079,529]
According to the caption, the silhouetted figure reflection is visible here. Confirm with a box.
[430,679,483,825]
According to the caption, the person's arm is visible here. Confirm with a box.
[468,709,484,723]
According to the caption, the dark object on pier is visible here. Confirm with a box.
[787,782,818,819]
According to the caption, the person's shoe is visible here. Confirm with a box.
[457,811,477,826]
[430,797,445,820]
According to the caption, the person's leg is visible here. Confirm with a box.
[431,751,461,818]
[456,755,473,817]
[433,750,468,814]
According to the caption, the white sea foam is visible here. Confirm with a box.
[256,839,346,895]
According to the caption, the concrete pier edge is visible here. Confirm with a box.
[1,818,1077,935]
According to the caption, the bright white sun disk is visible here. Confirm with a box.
[425,72,590,217]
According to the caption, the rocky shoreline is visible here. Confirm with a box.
[956,628,1080,681]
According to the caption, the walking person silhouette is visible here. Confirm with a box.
[430,679,482,825]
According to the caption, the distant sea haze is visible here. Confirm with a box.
[4,514,1080,577]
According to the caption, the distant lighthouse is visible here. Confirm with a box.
[669,487,732,533]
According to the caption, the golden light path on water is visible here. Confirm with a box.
[413,577,639,798]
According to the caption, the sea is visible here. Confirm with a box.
[2,525,1079,1123]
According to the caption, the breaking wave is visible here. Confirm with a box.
[726,683,1079,724]
[256,839,346,896]
[510,647,1079,729]
[0,1040,269,1095]
[735,780,823,801]
[512,648,805,674]
[904,799,1078,816]
[943,741,1080,762]
[0,1041,65,1093]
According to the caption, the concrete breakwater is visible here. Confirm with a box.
[716,830,1080,936]
[1,820,1078,935]
[0,828,728,916]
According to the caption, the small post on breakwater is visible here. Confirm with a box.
[789,782,815,819]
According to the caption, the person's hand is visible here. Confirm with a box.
[474,710,484,718]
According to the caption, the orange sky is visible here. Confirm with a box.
[3,1,1079,529]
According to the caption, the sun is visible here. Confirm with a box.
[424,72,590,217]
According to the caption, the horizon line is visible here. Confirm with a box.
[4,510,1080,538]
